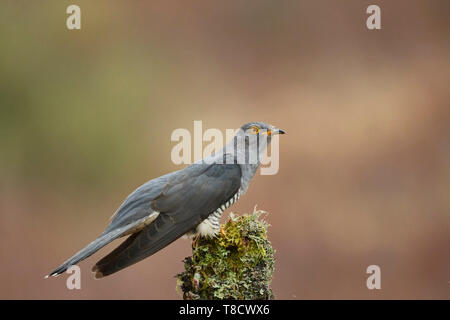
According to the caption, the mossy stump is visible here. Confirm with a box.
[176,209,275,300]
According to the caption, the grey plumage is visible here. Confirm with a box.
[47,122,285,279]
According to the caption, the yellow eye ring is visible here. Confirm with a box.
[250,126,260,134]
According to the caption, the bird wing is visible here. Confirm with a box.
[47,173,173,277]
[104,172,174,232]
[92,163,242,278]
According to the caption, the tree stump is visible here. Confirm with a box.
[176,208,275,300]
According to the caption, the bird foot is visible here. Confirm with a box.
[220,225,226,237]
[192,235,200,249]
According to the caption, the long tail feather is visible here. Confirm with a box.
[92,215,196,278]
[46,228,125,278]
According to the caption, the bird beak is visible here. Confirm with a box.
[273,128,286,135]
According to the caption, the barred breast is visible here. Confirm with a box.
[195,189,243,238]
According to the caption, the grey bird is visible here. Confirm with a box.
[47,122,285,279]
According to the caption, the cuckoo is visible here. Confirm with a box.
[47,122,285,278]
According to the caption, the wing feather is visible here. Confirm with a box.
[93,163,241,277]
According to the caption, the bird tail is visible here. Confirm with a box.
[46,229,125,278]
[92,215,196,278]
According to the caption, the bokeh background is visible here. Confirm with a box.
[0,1,449,299]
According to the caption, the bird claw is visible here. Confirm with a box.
[192,235,200,249]
[220,225,226,237]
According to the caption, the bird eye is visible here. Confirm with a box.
[250,126,260,134]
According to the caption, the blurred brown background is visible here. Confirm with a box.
[0,1,449,299]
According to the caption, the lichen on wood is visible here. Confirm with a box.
[176,208,275,300]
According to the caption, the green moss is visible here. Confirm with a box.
[176,208,275,300]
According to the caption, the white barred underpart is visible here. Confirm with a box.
[195,189,242,238]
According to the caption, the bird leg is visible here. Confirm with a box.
[220,225,226,237]
[192,234,200,249]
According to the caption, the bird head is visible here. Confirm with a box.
[240,122,286,139]
[228,122,285,164]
